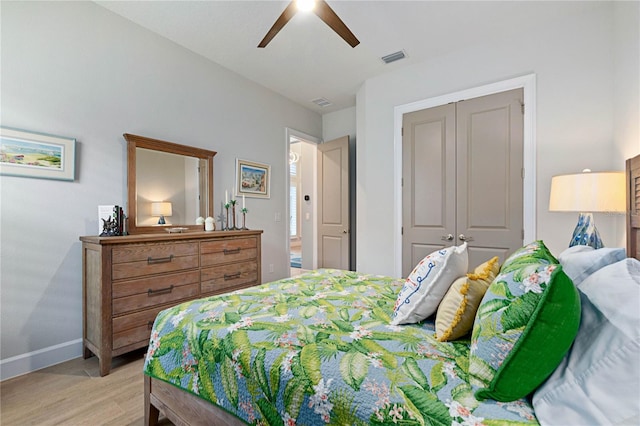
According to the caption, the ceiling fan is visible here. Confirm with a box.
[258,0,360,48]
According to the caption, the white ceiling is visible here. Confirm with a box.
[95,0,605,114]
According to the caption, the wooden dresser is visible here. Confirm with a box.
[80,230,262,376]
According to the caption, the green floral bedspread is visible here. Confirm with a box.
[144,269,538,425]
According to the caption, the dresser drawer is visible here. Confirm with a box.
[112,306,167,350]
[113,326,151,351]
[201,260,258,293]
[201,237,257,266]
[112,242,199,280]
[112,270,200,316]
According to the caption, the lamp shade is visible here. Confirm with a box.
[549,171,625,213]
[151,201,172,217]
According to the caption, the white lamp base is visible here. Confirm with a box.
[569,212,603,249]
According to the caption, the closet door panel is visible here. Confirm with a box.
[402,104,456,276]
[456,89,524,268]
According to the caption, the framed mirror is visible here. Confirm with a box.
[124,133,216,235]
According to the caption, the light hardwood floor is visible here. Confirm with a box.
[0,349,172,426]
[3,272,312,425]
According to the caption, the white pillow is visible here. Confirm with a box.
[579,257,640,339]
[557,245,626,286]
[532,258,640,426]
[391,243,468,325]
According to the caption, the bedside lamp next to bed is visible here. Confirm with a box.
[151,201,172,225]
[549,169,625,248]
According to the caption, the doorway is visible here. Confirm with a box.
[287,130,319,276]
[289,140,303,275]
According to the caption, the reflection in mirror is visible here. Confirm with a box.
[136,148,204,226]
[124,133,216,234]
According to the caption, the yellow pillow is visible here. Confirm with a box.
[435,257,499,342]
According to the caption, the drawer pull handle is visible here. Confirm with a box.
[147,254,174,264]
[224,272,241,280]
[223,248,241,255]
[148,285,174,296]
[147,321,154,330]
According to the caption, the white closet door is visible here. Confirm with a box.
[402,89,524,276]
[456,88,524,269]
[402,103,456,276]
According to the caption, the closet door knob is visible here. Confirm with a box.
[458,234,474,242]
[441,234,454,241]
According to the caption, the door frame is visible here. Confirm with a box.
[393,74,537,277]
[286,128,321,270]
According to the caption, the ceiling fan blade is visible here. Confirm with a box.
[313,0,360,48]
[258,1,298,48]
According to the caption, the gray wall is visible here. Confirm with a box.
[0,1,321,379]
[355,1,639,275]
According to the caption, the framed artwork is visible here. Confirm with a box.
[0,127,76,181]
[236,158,270,198]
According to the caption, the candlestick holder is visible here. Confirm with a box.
[223,203,230,230]
[241,207,248,230]
[230,200,238,230]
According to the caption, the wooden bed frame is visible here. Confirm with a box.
[145,154,640,425]
[145,374,244,425]
[626,154,640,261]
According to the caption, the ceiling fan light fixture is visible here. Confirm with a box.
[296,0,316,12]
[381,50,407,64]
[259,0,358,48]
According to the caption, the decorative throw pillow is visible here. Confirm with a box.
[533,258,640,425]
[468,240,581,402]
[435,256,500,341]
[557,245,626,286]
[391,243,468,325]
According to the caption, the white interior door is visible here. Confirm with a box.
[318,136,350,269]
[456,89,524,268]
[402,104,456,275]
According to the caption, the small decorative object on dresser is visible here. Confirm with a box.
[80,229,262,376]
[98,205,125,236]
[241,207,248,230]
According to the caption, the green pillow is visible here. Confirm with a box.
[468,241,581,402]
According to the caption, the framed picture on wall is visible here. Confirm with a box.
[0,126,76,181]
[235,158,270,198]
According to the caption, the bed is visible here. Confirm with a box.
[144,155,640,426]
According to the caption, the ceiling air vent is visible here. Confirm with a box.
[311,97,332,108]
[381,50,407,64]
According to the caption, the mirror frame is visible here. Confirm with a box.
[124,133,217,234]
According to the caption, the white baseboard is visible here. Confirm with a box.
[0,338,83,381]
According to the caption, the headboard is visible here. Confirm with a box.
[626,154,640,260]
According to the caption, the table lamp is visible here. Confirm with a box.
[151,201,172,225]
[549,169,625,248]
